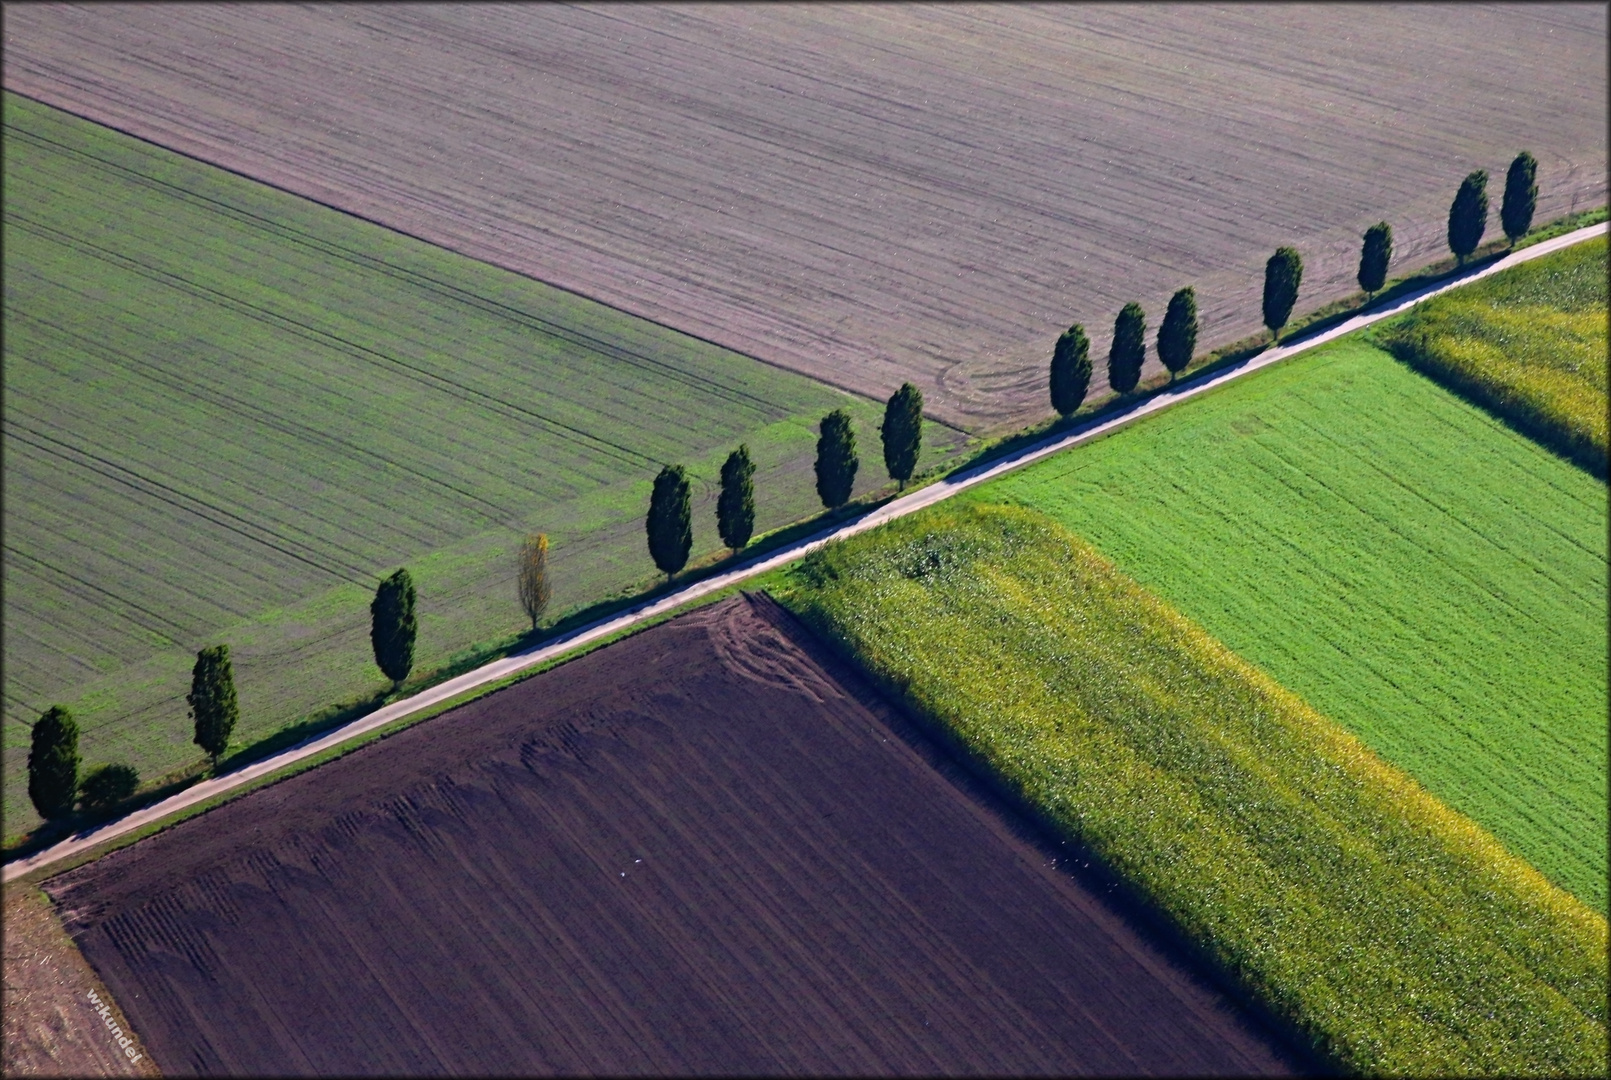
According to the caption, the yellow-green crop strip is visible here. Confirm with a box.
[971,336,1609,914]
[776,502,1606,1076]
[1,91,959,837]
[1378,236,1607,475]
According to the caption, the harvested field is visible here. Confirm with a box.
[776,503,1608,1075]
[3,4,1604,429]
[42,595,1300,1077]
[977,337,1609,912]
[2,92,956,839]
[3,886,154,1077]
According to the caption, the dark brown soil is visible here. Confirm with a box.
[45,595,1302,1076]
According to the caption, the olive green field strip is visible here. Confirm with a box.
[2,93,961,837]
[775,503,1607,1076]
[978,332,1609,913]
[5,4,1605,427]
[1379,235,1608,475]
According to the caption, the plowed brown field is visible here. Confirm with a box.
[43,595,1301,1076]
[4,4,1603,428]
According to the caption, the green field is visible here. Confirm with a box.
[1,92,957,838]
[972,336,1608,912]
[1378,237,1607,476]
[776,502,1606,1075]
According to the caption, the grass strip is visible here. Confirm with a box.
[974,336,1608,913]
[774,502,1607,1076]
[1375,236,1607,477]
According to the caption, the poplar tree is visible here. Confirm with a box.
[28,705,79,820]
[1447,169,1489,265]
[814,409,858,509]
[370,569,417,689]
[1156,287,1198,380]
[1049,323,1091,417]
[1263,247,1303,343]
[717,445,756,553]
[1358,222,1393,297]
[1501,151,1538,245]
[517,533,552,631]
[880,383,924,489]
[1108,303,1146,394]
[189,645,239,768]
[646,464,693,579]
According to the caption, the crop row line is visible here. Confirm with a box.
[1268,407,1586,626]
[4,210,661,475]
[2,543,191,646]
[3,399,399,579]
[32,690,191,744]
[10,123,793,418]
[2,414,372,583]
[8,309,520,530]
[5,281,608,506]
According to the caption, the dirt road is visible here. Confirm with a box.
[4,220,1602,886]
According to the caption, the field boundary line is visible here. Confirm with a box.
[5,87,959,433]
[6,221,1603,883]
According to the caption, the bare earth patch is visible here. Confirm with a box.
[43,595,1304,1075]
[3,886,155,1078]
[3,4,1603,428]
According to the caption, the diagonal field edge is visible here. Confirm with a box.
[6,221,1603,883]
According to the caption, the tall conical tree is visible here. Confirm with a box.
[1156,287,1198,380]
[1447,169,1489,265]
[1501,152,1538,246]
[647,464,693,579]
[28,705,80,820]
[370,569,417,689]
[880,383,924,490]
[1049,323,1091,418]
[1108,303,1146,394]
[814,409,858,509]
[188,645,239,768]
[1263,247,1304,343]
[1358,222,1393,298]
[717,445,756,553]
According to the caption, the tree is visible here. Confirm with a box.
[78,763,140,814]
[716,445,756,553]
[1447,169,1489,265]
[880,383,924,489]
[517,533,552,631]
[1262,246,1303,343]
[646,464,693,579]
[188,644,239,768]
[1501,151,1538,246]
[1049,323,1091,417]
[1107,303,1147,394]
[28,705,79,820]
[1357,222,1393,297]
[370,569,417,689]
[1156,287,1198,380]
[814,408,858,509]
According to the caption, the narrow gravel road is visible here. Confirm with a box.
[6,221,1603,884]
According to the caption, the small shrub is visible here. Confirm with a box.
[78,763,140,813]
